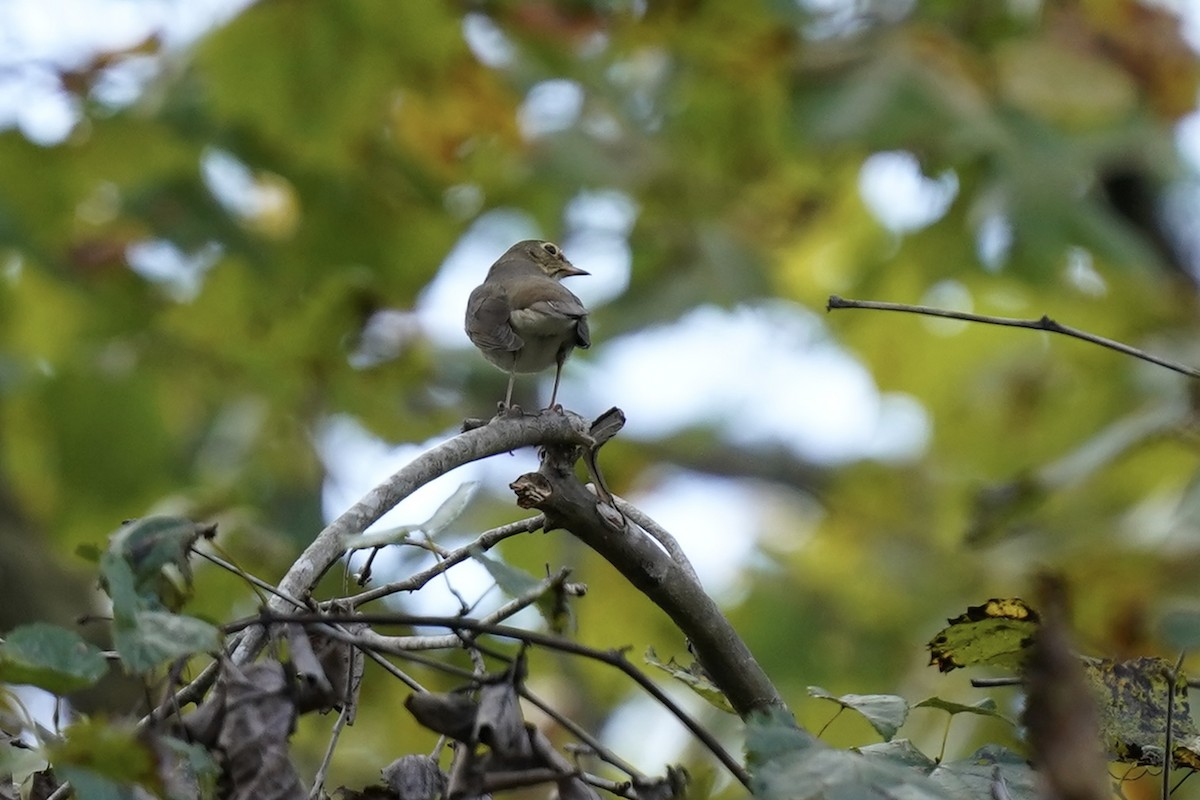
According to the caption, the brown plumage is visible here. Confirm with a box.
[465,240,590,410]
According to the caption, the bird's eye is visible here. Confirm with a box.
[541,242,560,257]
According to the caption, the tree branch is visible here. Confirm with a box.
[225,406,785,776]
[827,295,1200,380]
[510,415,788,721]
[231,413,593,664]
[233,610,751,789]
[344,514,545,607]
[611,496,700,585]
[348,645,647,781]
[346,567,573,651]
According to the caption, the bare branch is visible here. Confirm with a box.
[522,692,646,782]
[345,514,545,607]
[231,413,592,664]
[194,548,308,608]
[611,495,700,585]
[231,610,751,789]
[348,567,573,651]
[211,407,777,791]
[360,646,646,781]
[512,417,788,723]
[308,701,352,799]
[827,295,1200,379]
[140,651,226,730]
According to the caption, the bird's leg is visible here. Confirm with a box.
[501,371,519,415]
[546,359,565,412]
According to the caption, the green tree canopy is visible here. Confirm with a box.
[2,0,1200,796]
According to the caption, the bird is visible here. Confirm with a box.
[465,240,590,411]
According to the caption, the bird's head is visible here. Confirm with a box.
[516,239,589,280]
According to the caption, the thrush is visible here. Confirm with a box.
[464,239,590,410]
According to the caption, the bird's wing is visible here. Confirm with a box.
[574,315,591,349]
[524,298,587,320]
[465,285,523,352]
[523,298,590,349]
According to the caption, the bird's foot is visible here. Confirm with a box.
[496,401,528,418]
[541,403,566,415]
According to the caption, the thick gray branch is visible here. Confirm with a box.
[514,432,788,720]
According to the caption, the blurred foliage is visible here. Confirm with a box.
[3,0,1200,794]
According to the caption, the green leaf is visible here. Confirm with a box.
[350,481,478,550]
[0,720,49,783]
[745,707,820,765]
[915,696,1013,725]
[420,481,478,537]
[0,624,108,694]
[929,745,1038,800]
[1082,656,1200,767]
[747,709,952,800]
[995,37,1137,128]
[107,516,211,603]
[808,686,909,741]
[468,547,542,599]
[927,599,1039,672]
[74,543,103,564]
[55,767,138,800]
[856,738,937,771]
[99,550,143,624]
[49,720,158,790]
[113,611,222,675]
[645,647,735,714]
[469,548,572,632]
[100,517,209,617]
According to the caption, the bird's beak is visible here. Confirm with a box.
[557,263,589,278]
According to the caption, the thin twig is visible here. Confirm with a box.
[309,702,352,800]
[970,677,1022,688]
[194,548,310,609]
[522,691,646,781]
[379,643,483,680]
[1164,653,1186,800]
[578,773,640,799]
[344,514,545,607]
[359,642,643,780]
[229,610,751,789]
[139,653,225,730]
[361,647,425,693]
[291,622,428,693]
[193,531,652,788]
[1172,770,1195,794]
[463,582,499,617]
[140,544,387,730]
[137,550,313,729]
[612,495,701,584]
[346,568,572,652]
[477,767,584,794]
[436,542,474,615]
[827,295,1200,380]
